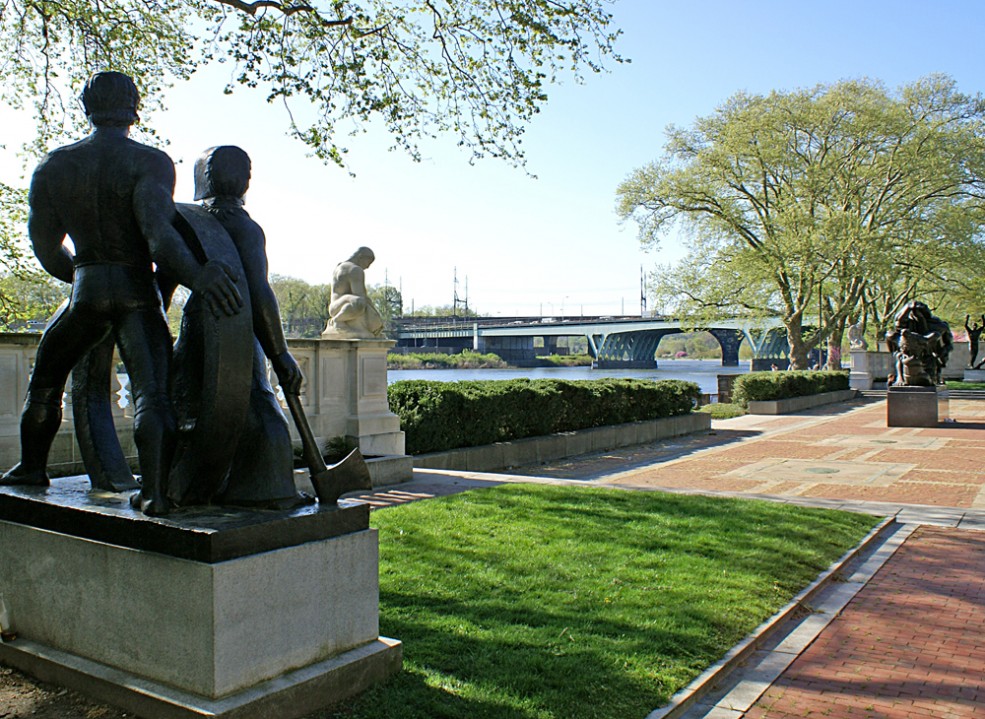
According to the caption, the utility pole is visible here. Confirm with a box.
[640,265,647,317]
[453,267,467,317]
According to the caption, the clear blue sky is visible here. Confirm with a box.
[3,1,985,317]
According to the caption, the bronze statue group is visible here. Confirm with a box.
[0,72,314,516]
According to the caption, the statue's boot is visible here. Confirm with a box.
[1,387,63,487]
[129,488,170,517]
[0,463,50,487]
[129,398,174,517]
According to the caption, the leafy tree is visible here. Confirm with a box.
[618,76,985,369]
[0,268,69,329]
[0,184,33,314]
[368,283,403,336]
[0,1,623,167]
[269,273,331,337]
[0,1,623,314]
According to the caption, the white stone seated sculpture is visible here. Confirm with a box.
[848,322,868,350]
[322,247,385,338]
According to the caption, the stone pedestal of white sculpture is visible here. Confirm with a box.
[310,336,404,457]
[284,336,410,487]
[849,350,893,391]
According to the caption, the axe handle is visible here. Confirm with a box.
[284,392,329,476]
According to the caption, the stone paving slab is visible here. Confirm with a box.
[582,400,985,510]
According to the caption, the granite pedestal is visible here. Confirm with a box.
[886,386,949,427]
[0,477,401,718]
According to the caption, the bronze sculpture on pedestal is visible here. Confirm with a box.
[885,301,952,387]
[1,72,371,515]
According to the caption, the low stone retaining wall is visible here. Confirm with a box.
[746,389,857,415]
[412,412,712,473]
[1,334,411,484]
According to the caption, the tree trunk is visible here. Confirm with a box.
[826,328,845,370]
[786,322,810,370]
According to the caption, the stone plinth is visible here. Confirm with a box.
[887,386,949,427]
[0,477,401,717]
[288,338,406,460]
[849,350,893,390]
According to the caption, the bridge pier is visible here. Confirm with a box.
[592,329,682,369]
[708,328,744,366]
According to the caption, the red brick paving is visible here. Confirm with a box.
[715,441,839,460]
[605,399,985,509]
[743,526,985,719]
[900,469,985,486]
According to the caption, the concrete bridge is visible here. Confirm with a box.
[393,316,789,369]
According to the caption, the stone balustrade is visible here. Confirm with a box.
[0,333,405,477]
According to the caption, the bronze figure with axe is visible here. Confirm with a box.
[284,391,373,504]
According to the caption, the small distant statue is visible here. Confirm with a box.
[847,321,868,350]
[966,314,985,369]
[886,301,952,387]
[323,247,384,338]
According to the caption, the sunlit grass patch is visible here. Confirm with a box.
[698,402,747,419]
[328,484,877,719]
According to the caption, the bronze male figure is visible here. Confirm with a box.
[0,72,242,516]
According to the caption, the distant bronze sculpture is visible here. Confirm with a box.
[886,301,953,387]
[0,72,242,516]
[323,247,385,338]
[966,314,985,369]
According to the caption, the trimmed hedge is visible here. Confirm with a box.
[388,378,701,455]
[731,370,850,407]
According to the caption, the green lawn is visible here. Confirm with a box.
[698,402,747,419]
[327,484,877,719]
[946,380,985,390]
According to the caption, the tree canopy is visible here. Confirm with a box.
[617,75,985,369]
[0,1,623,314]
[1,0,623,166]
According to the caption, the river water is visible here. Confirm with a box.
[387,358,748,396]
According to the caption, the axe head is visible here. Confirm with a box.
[310,448,373,504]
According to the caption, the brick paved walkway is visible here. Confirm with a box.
[592,399,985,510]
[743,525,985,719]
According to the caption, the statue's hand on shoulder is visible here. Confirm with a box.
[194,260,244,317]
[272,351,303,396]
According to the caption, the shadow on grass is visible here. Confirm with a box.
[333,597,675,719]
